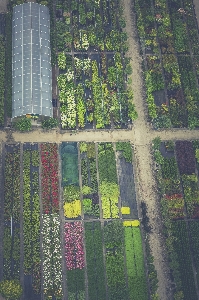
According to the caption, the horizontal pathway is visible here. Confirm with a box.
[0,127,198,145]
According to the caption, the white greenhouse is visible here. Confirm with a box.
[12,2,52,119]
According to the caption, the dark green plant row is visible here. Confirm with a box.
[85,222,106,300]
[3,146,20,280]
[22,148,41,294]
[134,0,199,128]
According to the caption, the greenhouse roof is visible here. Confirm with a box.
[12,2,52,118]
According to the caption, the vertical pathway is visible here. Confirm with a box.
[122,0,173,298]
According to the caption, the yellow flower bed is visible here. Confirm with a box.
[63,200,81,218]
[123,220,140,227]
[101,197,119,219]
[121,206,130,215]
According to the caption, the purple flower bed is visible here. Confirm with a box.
[64,222,85,270]
[176,141,196,175]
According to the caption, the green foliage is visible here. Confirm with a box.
[82,198,99,217]
[145,233,158,297]
[42,117,58,129]
[98,143,118,184]
[125,63,132,75]
[195,149,199,163]
[58,51,66,69]
[116,142,132,163]
[104,221,128,299]
[81,185,91,195]
[85,222,106,300]
[15,117,31,132]
[42,118,59,129]
[87,143,96,158]
[63,185,80,202]
[79,142,87,153]
[154,150,164,165]
[0,280,22,300]
[103,221,124,248]
[161,158,178,179]
[67,269,85,297]
[153,115,172,129]
[152,137,161,150]
[124,227,148,299]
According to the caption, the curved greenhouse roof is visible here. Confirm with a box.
[12,2,52,118]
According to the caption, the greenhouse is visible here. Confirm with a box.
[12,2,52,119]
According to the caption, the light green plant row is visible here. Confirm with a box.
[124,226,148,300]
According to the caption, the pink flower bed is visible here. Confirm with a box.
[41,143,59,213]
[64,222,85,270]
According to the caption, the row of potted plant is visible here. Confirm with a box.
[98,143,120,218]
[64,222,85,270]
[104,221,128,299]
[3,147,21,280]
[65,222,85,299]
[40,143,59,213]
[23,149,41,293]
[42,213,63,299]
[80,142,100,219]
[124,225,148,300]
[84,222,106,299]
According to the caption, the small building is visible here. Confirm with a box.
[12,2,52,120]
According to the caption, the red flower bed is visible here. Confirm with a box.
[41,143,59,213]
[176,141,195,175]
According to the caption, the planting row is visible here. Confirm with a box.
[134,0,199,128]
[153,139,199,299]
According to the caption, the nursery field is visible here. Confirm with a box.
[52,0,137,130]
[153,138,199,299]
[0,142,151,300]
[134,0,199,129]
